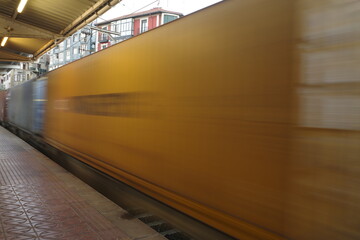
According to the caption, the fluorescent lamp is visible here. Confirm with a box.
[1,37,8,47]
[17,0,28,13]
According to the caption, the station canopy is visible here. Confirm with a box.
[0,0,120,64]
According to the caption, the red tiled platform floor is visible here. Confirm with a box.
[0,127,165,240]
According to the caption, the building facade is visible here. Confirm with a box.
[48,25,96,71]
[0,55,49,90]
[43,8,183,72]
[95,8,183,51]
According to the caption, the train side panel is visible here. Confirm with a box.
[44,1,293,239]
[0,90,7,124]
[284,0,360,239]
[32,78,47,134]
[8,81,33,132]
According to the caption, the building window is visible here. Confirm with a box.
[80,32,87,42]
[100,26,108,42]
[73,34,79,42]
[101,44,107,50]
[59,53,64,62]
[140,19,148,33]
[163,14,178,24]
[80,44,87,55]
[66,50,70,60]
[73,47,78,54]
[115,21,121,32]
[59,42,64,51]
[120,19,133,36]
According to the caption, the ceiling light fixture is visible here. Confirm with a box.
[17,0,29,13]
[1,37,9,47]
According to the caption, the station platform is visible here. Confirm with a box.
[0,126,166,240]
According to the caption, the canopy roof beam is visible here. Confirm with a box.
[0,13,62,39]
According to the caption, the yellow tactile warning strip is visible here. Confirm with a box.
[0,126,165,240]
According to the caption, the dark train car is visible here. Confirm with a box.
[8,80,34,132]
[32,77,47,134]
[0,90,8,124]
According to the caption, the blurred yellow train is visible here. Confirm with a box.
[1,0,359,239]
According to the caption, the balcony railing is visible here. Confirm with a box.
[99,37,109,43]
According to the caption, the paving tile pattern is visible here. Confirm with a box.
[0,127,131,240]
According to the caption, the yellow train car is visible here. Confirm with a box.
[44,0,360,239]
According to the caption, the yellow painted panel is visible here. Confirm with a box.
[45,0,293,239]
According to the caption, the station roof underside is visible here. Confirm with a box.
[0,0,120,66]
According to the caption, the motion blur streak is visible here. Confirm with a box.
[0,0,359,239]
[286,0,360,239]
[45,1,294,239]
